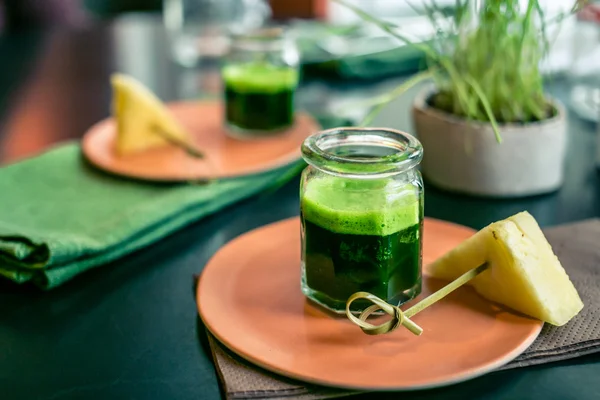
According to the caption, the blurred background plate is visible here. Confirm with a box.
[82,100,319,181]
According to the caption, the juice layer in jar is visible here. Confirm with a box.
[223,63,298,132]
[301,176,422,312]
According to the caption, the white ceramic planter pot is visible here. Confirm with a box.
[412,89,568,197]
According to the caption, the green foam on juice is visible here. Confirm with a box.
[222,63,299,94]
[302,176,420,236]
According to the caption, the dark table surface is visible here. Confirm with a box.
[1,14,599,400]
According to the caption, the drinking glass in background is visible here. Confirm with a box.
[570,2,600,123]
[163,0,271,67]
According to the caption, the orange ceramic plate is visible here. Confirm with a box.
[197,217,543,391]
[82,101,319,181]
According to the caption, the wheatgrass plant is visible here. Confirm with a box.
[335,0,587,142]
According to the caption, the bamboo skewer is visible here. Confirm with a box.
[152,127,205,159]
[346,263,490,336]
[151,126,220,183]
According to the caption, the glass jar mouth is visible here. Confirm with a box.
[301,127,423,178]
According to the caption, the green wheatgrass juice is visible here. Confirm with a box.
[222,62,299,133]
[301,175,423,313]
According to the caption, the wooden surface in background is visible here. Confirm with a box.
[269,0,327,19]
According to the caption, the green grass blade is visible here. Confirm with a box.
[332,0,440,60]
[463,76,502,143]
[360,69,436,126]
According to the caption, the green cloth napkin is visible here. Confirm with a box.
[293,20,432,81]
[0,115,353,289]
[0,145,302,289]
[302,45,427,81]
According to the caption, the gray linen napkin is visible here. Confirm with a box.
[206,218,600,400]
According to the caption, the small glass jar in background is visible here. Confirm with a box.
[299,127,424,314]
[163,0,270,67]
[569,2,600,123]
[222,28,300,137]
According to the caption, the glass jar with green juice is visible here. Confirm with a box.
[300,128,424,314]
[222,28,300,136]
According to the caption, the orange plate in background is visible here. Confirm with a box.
[197,217,543,391]
[82,101,319,181]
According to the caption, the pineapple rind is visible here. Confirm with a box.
[507,212,584,325]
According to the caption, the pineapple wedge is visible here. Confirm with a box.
[111,73,192,156]
[428,211,583,326]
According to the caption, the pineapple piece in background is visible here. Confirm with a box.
[428,211,583,326]
[111,73,192,156]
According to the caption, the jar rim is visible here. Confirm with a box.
[301,127,423,178]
